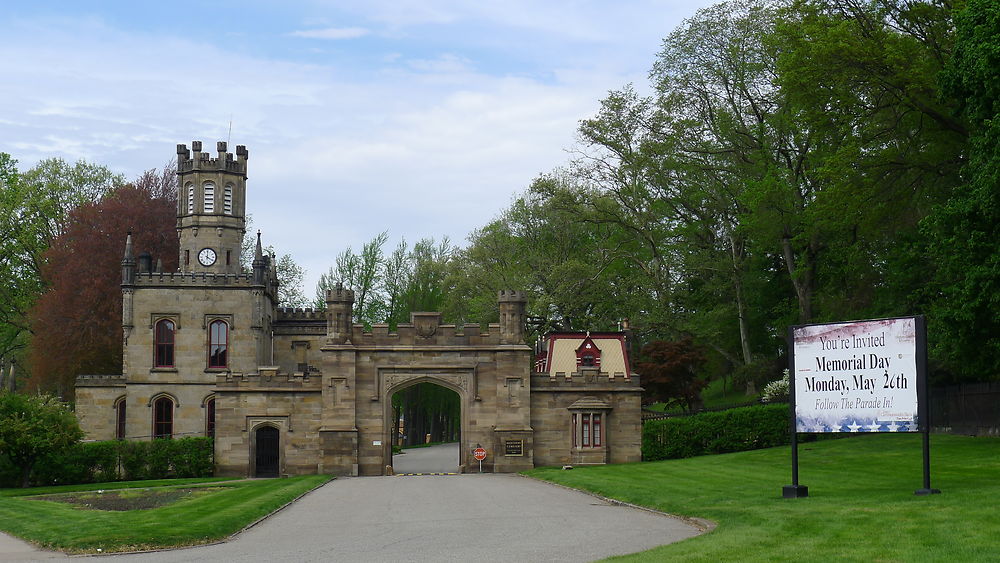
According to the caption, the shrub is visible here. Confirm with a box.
[171,437,214,478]
[0,392,84,487]
[145,439,174,480]
[761,369,790,403]
[0,438,214,488]
[118,440,149,481]
[642,403,790,461]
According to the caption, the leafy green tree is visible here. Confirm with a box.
[0,392,83,487]
[925,0,1000,381]
[315,231,388,324]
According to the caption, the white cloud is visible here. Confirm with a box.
[0,1,717,295]
[289,26,369,40]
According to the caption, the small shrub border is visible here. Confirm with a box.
[0,438,213,488]
[642,403,790,461]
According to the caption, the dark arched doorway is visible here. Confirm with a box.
[254,426,280,477]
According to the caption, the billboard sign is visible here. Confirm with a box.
[792,317,920,433]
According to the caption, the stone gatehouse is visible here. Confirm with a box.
[74,141,642,476]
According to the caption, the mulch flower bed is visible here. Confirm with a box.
[29,487,223,511]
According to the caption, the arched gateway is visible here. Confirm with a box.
[73,141,642,477]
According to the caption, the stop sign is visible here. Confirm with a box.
[473,447,487,461]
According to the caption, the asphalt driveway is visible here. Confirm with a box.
[97,473,702,562]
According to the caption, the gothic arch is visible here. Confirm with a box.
[381,374,470,475]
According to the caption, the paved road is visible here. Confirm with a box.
[392,442,460,474]
[0,532,63,561]
[1,473,702,562]
[111,474,699,562]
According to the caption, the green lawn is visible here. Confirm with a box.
[0,475,331,553]
[527,434,1000,562]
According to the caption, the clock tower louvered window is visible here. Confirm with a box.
[203,182,215,213]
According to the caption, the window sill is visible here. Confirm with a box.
[150,367,178,373]
[205,368,230,373]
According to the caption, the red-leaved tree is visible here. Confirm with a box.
[28,169,177,398]
[636,337,708,412]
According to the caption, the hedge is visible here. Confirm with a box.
[642,403,790,461]
[0,437,214,488]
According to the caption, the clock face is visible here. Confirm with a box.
[198,248,217,266]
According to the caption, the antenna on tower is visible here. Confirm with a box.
[227,115,233,146]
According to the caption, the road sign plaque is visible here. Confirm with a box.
[473,447,487,461]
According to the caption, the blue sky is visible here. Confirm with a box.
[2,0,716,297]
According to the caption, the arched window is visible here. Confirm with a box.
[152,396,174,439]
[186,183,195,214]
[205,397,216,438]
[115,397,127,440]
[154,319,175,367]
[208,320,228,368]
[203,182,215,213]
[223,184,233,215]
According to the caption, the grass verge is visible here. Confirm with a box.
[0,475,331,553]
[526,433,1000,562]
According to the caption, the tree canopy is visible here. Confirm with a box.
[27,176,178,398]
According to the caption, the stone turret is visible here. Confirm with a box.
[498,290,527,344]
[176,140,248,275]
[325,284,355,344]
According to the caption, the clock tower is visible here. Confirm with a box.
[175,141,248,274]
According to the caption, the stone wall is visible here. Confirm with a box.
[530,371,642,467]
[75,376,126,440]
[214,370,323,477]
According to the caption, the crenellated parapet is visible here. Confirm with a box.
[215,368,322,391]
[177,141,248,176]
[132,271,258,287]
[531,370,639,390]
[339,321,507,347]
[276,307,325,321]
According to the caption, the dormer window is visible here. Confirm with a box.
[575,336,602,370]
[203,182,215,213]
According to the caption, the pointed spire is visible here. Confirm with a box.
[252,230,266,285]
[121,231,136,285]
[123,231,134,261]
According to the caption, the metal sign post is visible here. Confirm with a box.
[473,445,487,473]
